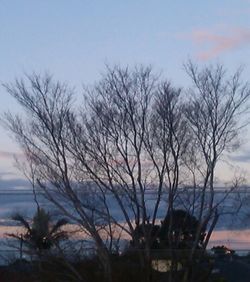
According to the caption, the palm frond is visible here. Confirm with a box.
[11,213,31,233]
[50,218,68,236]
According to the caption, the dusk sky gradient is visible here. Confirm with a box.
[1,0,250,185]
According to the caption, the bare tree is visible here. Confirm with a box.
[179,62,250,281]
[2,74,117,280]
[2,63,250,282]
[2,68,188,280]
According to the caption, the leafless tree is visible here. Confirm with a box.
[2,68,188,280]
[2,63,250,282]
[2,74,116,280]
[179,62,250,281]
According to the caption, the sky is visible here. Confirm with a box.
[1,0,250,186]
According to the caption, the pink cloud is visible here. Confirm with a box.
[188,28,250,60]
[208,229,250,250]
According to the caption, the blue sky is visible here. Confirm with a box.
[0,0,250,183]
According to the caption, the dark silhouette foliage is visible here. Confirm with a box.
[8,208,68,252]
[160,209,206,248]
[131,209,206,249]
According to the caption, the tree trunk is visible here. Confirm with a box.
[97,246,112,282]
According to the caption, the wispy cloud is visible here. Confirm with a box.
[185,27,250,60]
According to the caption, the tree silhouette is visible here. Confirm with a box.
[130,210,206,250]
[159,210,206,249]
[8,208,68,254]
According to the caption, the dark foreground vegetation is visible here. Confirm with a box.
[3,244,250,282]
[0,250,233,282]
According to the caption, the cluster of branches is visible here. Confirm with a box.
[2,62,250,281]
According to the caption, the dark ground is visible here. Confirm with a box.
[215,259,250,282]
